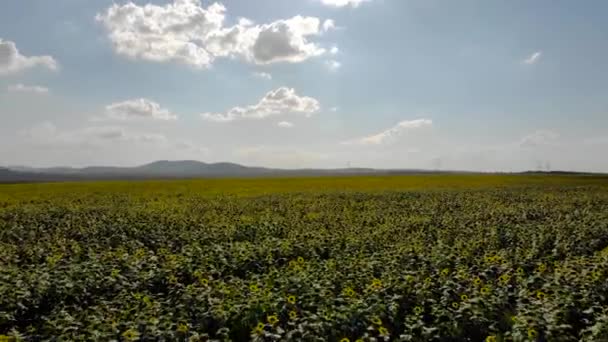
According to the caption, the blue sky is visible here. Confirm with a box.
[1,0,607,171]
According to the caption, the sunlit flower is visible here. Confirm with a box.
[267,315,279,325]
[253,322,265,335]
[177,323,188,333]
[537,263,546,273]
[517,267,525,276]
[249,284,259,292]
[340,338,350,342]
[460,294,469,301]
[371,316,382,325]
[499,274,510,283]
[297,256,305,263]
[122,329,140,341]
[424,277,432,284]
[481,286,491,295]
[287,295,296,304]
[200,278,209,286]
[474,277,482,286]
[371,278,383,289]
[536,291,546,300]
[343,287,356,297]
[289,310,298,320]
[414,306,423,315]
[441,268,449,276]
[378,326,389,336]
[528,328,538,339]
[451,302,459,309]
[485,336,497,342]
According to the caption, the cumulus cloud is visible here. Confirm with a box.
[253,71,272,80]
[277,121,294,128]
[318,0,370,8]
[329,46,339,55]
[7,83,49,94]
[96,0,333,68]
[201,87,320,122]
[523,51,542,65]
[342,119,433,145]
[105,98,177,121]
[0,38,58,74]
[520,130,559,147]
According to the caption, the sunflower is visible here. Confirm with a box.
[528,328,538,339]
[460,294,469,301]
[499,274,510,283]
[371,278,383,289]
[289,310,298,320]
[378,326,389,336]
[121,329,140,341]
[267,315,279,325]
[537,263,546,273]
[480,286,491,295]
[473,277,482,286]
[177,323,188,333]
[200,278,209,286]
[249,284,259,292]
[287,295,296,304]
[297,256,305,263]
[340,338,350,342]
[517,267,525,275]
[451,302,459,309]
[253,323,265,336]
[343,287,356,297]
[414,306,423,315]
[441,268,449,276]
[371,316,382,325]
[485,336,497,342]
[536,291,546,300]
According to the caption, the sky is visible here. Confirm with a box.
[1,0,607,172]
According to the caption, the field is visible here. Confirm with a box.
[1,174,608,341]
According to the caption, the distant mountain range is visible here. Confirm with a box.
[0,160,443,183]
[0,160,599,183]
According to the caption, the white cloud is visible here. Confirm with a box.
[253,71,272,80]
[201,87,320,122]
[96,1,333,68]
[0,38,58,75]
[318,0,370,8]
[7,83,49,94]
[325,59,341,71]
[277,121,294,128]
[343,119,433,145]
[105,98,177,121]
[322,19,336,32]
[523,51,542,65]
[329,106,339,112]
[329,46,339,55]
[520,130,559,147]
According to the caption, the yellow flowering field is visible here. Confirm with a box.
[1,174,607,341]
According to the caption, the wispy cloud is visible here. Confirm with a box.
[522,51,542,65]
[7,83,49,94]
[342,119,433,145]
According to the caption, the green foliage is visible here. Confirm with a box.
[0,175,607,341]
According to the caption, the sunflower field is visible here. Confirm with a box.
[1,175,608,341]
